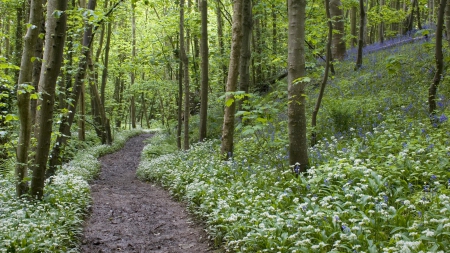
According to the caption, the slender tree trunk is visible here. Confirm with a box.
[16,0,44,197]
[78,82,85,141]
[31,3,46,125]
[31,0,69,199]
[216,0,227,89]
[180,0,190,150]
[221,0,244,159]
[312,0,333,147]
[287,0,309,173]
[199,0,209,142]
[355,0,365,70]
[351,6,357,47]
[446,2,450,46]
[130,1,137,129]
[272,4,278,76]
[14,2,25,81]
[379,0,385,43]
[238,0,252,109]
[429,0,447,122]
[330,0,346,60]
[177,62,183,149]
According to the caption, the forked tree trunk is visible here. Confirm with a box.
[429,0,447,122]
[221,0,244,159]
[31,0,69,199]
[287,0,309,173]
[47,0,97,178]
[199,0,209,142]
[16,0,44,197]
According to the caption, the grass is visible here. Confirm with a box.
[137,36,450,252]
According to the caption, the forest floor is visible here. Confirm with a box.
[80,133,216,253]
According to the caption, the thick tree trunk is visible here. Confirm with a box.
[221,0,244,159]
[312,0,333,147]
[31,0,69,199]
[16,0,44,197]
[287,0,309,173]
[355,0,365,70]
[199,0,209,142]
[330,0,346,60]
[429,0,447,122]
[78,82,86,141]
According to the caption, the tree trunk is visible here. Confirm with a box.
[31,0,69,199]
[78,82,86,141]
[446,2,450,46]
[355,0,365,70]
[180,0,190,150]
[14,2,25,81]
[238,0,252,109]
[177,62,183,149]
[216,0,227,89]
[199,0,209,142]
[47,0,97,179]
[16,0,44,197]
[429,0,447,122]
[130,1,137,129]
[351,6,357,47]
[287,0,309,173]
[330,0,346,60]
[221,0,244,159]
[311,0,333,147]
[379,0,385,43]
[31,4,46,125]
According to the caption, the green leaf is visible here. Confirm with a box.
[293,76,311,85]
[225,98,234,107]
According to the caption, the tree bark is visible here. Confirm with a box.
[330,0,346,60]
[429,0,447,122]
[445,1,450,46]
[351,6,357,47]
[221,0,244,159]
[180,0,190,150]
[287,0,309,173]
[199,0,209,142]
[16,0,44,197]
[130,1,137,129]
[238,0,252,109]
[355,0,365,70]
[31,0,69,199]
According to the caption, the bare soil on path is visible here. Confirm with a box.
[80,134,214,253]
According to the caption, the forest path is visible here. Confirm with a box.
[80,133,213,253]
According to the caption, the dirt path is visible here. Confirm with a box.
[80,134,213,253]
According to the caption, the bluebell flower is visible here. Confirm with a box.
[418,211,422,218]
[431,175,437,181]
[439,114,448,123]
[383,195,389,203]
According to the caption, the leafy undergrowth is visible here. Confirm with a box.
[0,129,143,252]
[137,38,450,253]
